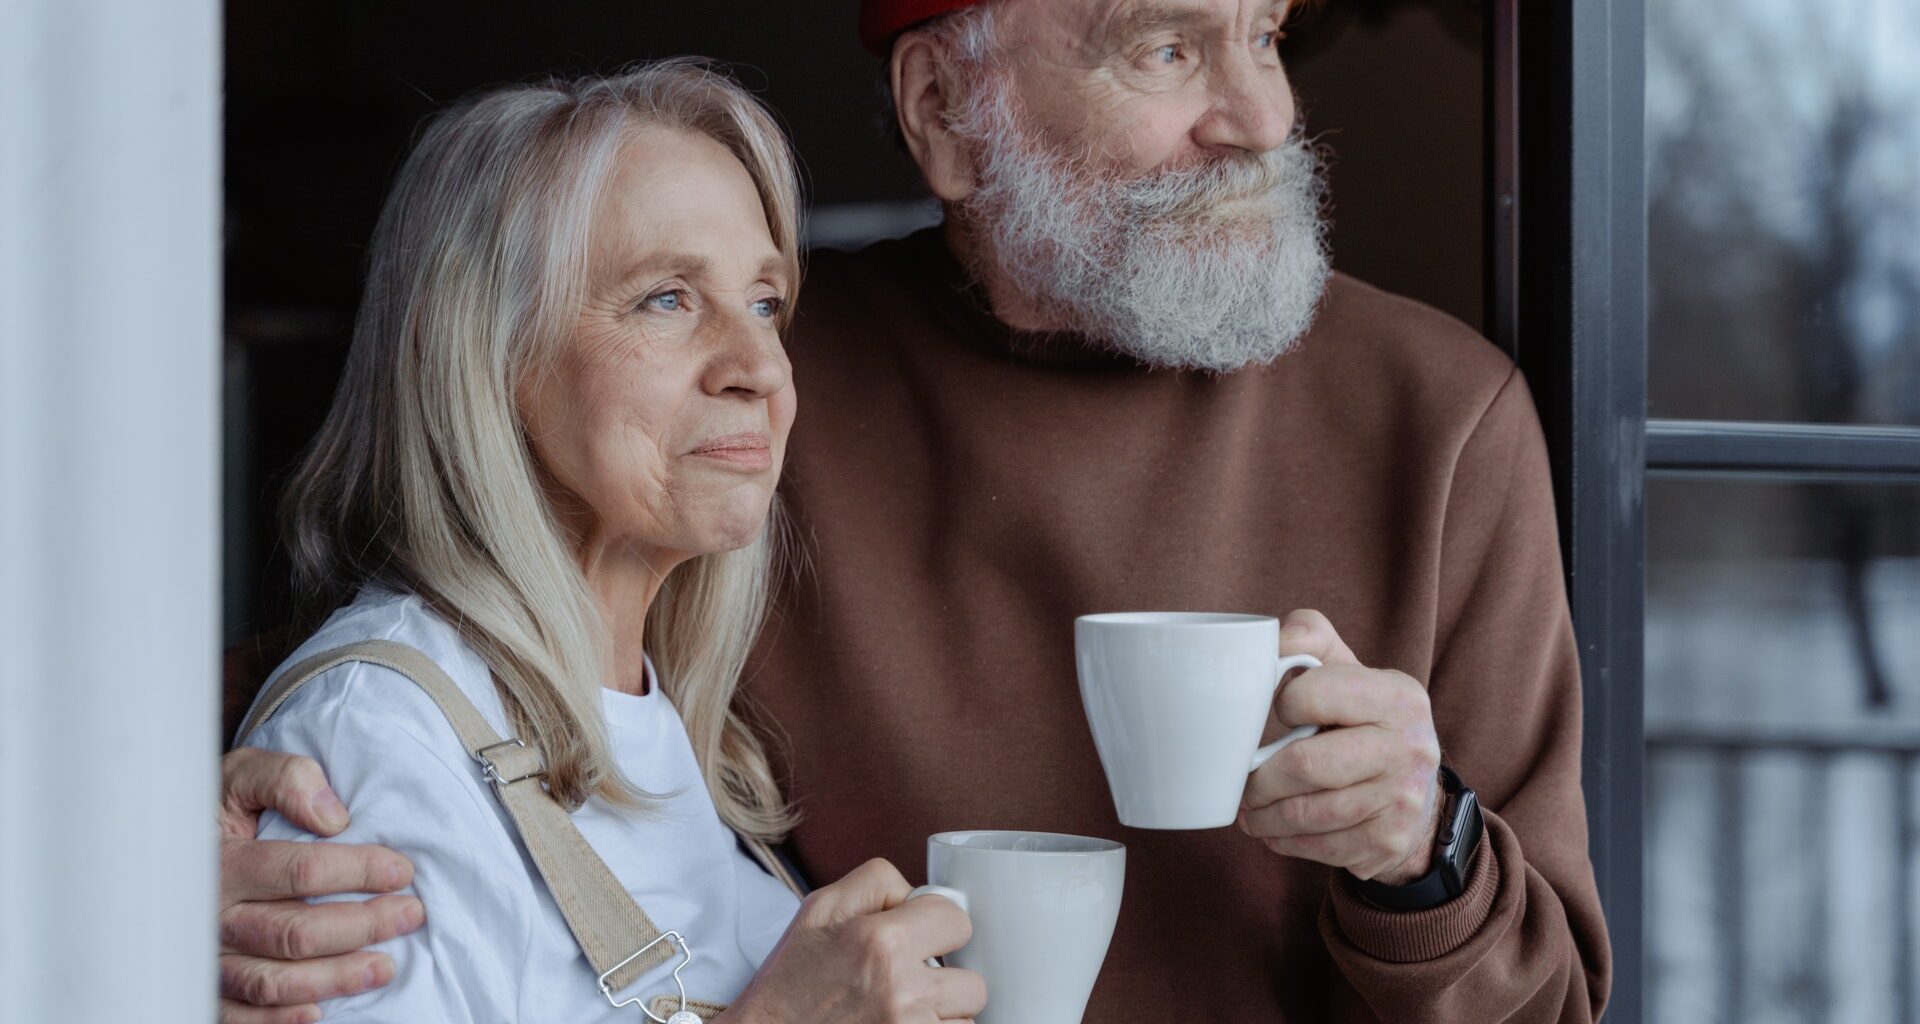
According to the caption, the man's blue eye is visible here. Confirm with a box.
[1256,31,1277,48]
[1155,44,1181,64]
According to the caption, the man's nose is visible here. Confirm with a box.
[1193,52,1295,155]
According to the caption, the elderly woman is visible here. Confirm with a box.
[237,62,983,1023]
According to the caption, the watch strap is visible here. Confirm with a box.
[1354,855,1458,911]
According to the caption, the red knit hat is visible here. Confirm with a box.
[858,0,984,57]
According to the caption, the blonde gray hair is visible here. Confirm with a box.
[282,60,801,838]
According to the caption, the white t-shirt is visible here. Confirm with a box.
[244,588,801,1023]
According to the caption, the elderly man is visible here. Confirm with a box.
[217,0,1611,1020]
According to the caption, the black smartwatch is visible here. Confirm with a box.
[1351,764,1482,912]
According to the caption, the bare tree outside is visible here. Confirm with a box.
[1648,0,1920,427]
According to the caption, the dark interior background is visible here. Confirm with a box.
[223,0,1486,642]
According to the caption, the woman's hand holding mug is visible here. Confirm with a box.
[721,858,986,1024]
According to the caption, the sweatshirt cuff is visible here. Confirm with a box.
[1324,817,1501,963]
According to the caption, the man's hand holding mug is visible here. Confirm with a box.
[1075,608,1444,885]
[1239,609,1444,885]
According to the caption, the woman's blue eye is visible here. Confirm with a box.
[1255,31,1277,49]
[643,289,685,312]
[1154,44,1182,64]
[750,297,784,319]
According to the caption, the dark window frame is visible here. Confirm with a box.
[1645,420,1920,481]
[1500,1,1650,1016]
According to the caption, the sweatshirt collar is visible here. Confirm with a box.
[904,226,1140,369]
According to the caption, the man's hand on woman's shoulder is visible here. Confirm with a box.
[217,747,423,1024]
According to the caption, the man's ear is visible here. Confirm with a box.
[891,32,975,202]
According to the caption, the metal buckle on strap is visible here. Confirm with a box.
[599,930,699,1023]
[473,738,546,786]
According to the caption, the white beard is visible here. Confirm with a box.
[950,71,1333,373]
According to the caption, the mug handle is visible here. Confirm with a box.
[1248,653,1322,772]
[905,884,970,969]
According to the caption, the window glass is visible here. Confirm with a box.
[1647,0,1920,425]
[1646,479,1920,1023]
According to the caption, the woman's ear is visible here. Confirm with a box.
[891,33,975,202]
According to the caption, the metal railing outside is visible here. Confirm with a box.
[1646,722,1920,1023]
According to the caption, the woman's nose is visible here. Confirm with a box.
[701,314,790,399]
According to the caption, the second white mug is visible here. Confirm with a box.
[1075,611,1321,829]
[905,830,1125,1024]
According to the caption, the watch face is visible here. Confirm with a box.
[1443,788,1483,892]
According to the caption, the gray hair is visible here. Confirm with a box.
[282,60,801,838]
[876,2,1002,149]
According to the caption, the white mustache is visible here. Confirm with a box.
[1118,153,1291,222]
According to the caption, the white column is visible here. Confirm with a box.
[0,0,221,1020]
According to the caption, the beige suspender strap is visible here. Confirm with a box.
[236,639,683,1002]
[652,996,729,1021]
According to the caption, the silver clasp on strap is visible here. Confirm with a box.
[473,738,546,786]
[599,930,698,1023]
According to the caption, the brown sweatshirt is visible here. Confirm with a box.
[744,227,1612,1022]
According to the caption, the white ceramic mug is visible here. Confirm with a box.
[1075,611,1321,829]
[905,830,1125,1024]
